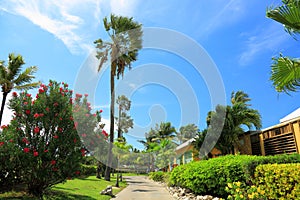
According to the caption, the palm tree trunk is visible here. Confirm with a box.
[105,67,115,181]
[0,92,8,126]
[117,104,122,138]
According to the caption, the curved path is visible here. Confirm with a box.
[112,176,174,200]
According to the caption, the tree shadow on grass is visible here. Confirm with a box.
[44,190,97,200]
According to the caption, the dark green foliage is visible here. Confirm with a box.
[81,165,97,176]
[169,154,300,197]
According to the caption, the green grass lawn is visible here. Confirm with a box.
[0,175,127,200]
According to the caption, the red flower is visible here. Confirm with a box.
[9,139,13,143]
[53,135,58,139]
[0,142,4,146]
[22,138,29,144]
[74,138,77,143]
[23,148,30,153]
[53,102,59,107]
[100,109,103,113]
[23,102,28,105]
[51,160,56,165]
[39,113,44,117]
[12,92,18,97]
[84,94,88,97]
[36,94,39,99]
[33,151,39,157]
[25,110,31,115]
[75,171,80,175]
[1,125,8,129]
[45,107,49,112]
[81,133,87,138]
[58,127,63,132]
[75,93,82,98]
[85,114,89,117]
[26,93,31,97]
[38,88,44,93]
[33,113,39,118]
[102,130,108,137]
[34,127,40,134]
[44,149,49,153]
[69,98,73,104]
[70,116,73,121]
[32,100,35,105]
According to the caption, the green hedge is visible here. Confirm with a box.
[169,154,300,197]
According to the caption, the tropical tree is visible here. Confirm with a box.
[177,124,199,144]
[115,95,133,138]
[207,91,261,154]
[266,0,300,93]
[94,14,142,181]
[0,53,39,126]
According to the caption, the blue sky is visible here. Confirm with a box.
[1,0,300,149]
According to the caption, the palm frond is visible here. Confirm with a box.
[267,1,300,37]
[7,53,25,80]
[270,55,300,93]
[13,66,38,86]
[14,82,40,90]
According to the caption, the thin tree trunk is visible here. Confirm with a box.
[117,104,122,138]
[105,65,115,181]
[0,92,8,127]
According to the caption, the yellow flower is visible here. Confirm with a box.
[236,188,240,192]
[248,193,254,199]
[236,182,241,187]
[240,194,244,198]
[228,183,233,188]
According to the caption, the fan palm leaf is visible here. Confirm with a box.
[270,55,300,93]
[267,0,300,36]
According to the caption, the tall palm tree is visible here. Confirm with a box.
[0,53,39,126]
[94,14,142,181]
[266,0,300,93]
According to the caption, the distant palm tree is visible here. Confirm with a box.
[0,53,39,126]
[94,14,142,181]
[207,91,261,154]
[266,0,300,93]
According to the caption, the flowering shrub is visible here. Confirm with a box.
[226,181,266,200]
[0,80,105,197]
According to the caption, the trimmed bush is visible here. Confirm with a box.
[169,154,300,197]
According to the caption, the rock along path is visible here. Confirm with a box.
[112,176,174,200]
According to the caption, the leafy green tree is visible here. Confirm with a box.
[177,124,199,144]
[267,0,300,93]
[115,95,133,138]
[0,81,102,197]
[207,91,261,154]
[0,53,39,126]
[94,14,142,181]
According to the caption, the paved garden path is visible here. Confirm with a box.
[112,176,174,200]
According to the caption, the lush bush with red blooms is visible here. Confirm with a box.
[0,80,105,197]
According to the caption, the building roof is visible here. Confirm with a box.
[280,107,300,123]
[175,138,195,151]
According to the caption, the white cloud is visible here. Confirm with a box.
[0,0,141,55]
[239,23,290,66]
[110,0,140,17]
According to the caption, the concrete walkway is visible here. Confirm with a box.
[112,176,174,200]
